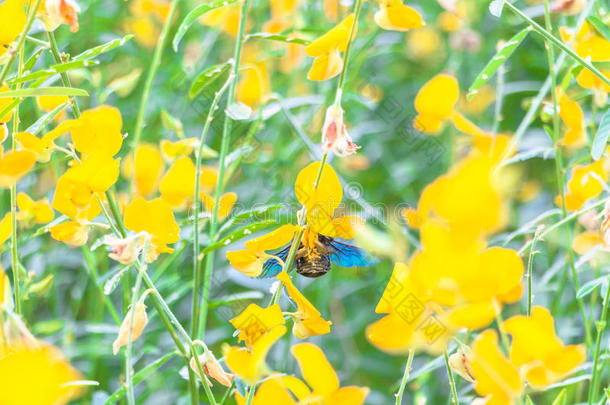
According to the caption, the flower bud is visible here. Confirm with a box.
[104,234,140,265]
[448,346,474,382]
[190,351,234,387]
[113,301,148,355]
[321,104,360,157]
[44,0,81,32]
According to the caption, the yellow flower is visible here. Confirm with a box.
[224,304,287,384]
[159,156,196,207]
[0,146,36,188]
[226,225,299,277]
[16,192,54,224]
[52,153,120,222]
[277,271,332,338]
[49,221,89,247]
[125,17,159,48]
[406,26,442,60]
[572,229,602,255]
[374,0,424,32]
[237,62,271,109]
[199,3,245,37]
[129,143,164,197]
[558,91,586,148]
[0,341,83,405]
[262,0,301,34]
[235,377,299,405]
[124,197,180,262]
[414,74,460,134]
[39,0,81,32]
[305,14,355,81]
[503,306,585,389]
[0,0,26,58]
[160,137,200,160]
[576,68,610,94]
[44,105,123,157]
[200,191,237,220]
[16,130,65,162]
[36,94,68,121]
[469,330,523,405]
[366,262,452,355]
[437,11,462,32]
[291,342,369,404]
[560,23,610,62]
[559,160,606,211]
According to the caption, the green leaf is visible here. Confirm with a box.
[489,0,504,17]
[160,109,185,137]
[525,396,536,405]
[588,17,610,43]
[592,108,610,160]
[202,220,277,254]
[189,60,232,99]
[73,35,134,60]
[468,27,530,98]
[246,32,311,46]
[209,291,264,308]
[218,204,283,235]
[0,87,88,98]
[577,276,608,299]
[23,47,46,72]
[25,102,68,135]
[172,0,239,51]
[551,388,567,405]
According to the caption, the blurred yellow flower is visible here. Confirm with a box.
[0,213,11,246]
[407,26,442,60]
[277,271,332,338]
[227,225,298,277]
[235,377,299,405]
[124,197,180,262]
[160,137,199,159]
[160,156,196,207]
[125,0,170,47]
[374,0,423,32]
[127,143,164,197]
[16,192,54,224]
[0,146,36,188]
[558,91,586,148]
[0,0,26,58]
[237,62,271,109]
[36,95,68,121]
[0,341,83,405]
[469,329,523,405]
[49,220,89,248]
[305,14,355,81]
[560,23,610,62]
[414,74,460,133]
[199,3,246,37]
[437,11,461,32]
[200,190,237,220]
[559,160,606,211]
[504,306,585,389]
[0,86,16,123]
[291,342,369,404]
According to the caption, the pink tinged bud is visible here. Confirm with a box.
[45,0,80,32]
[104,235,140,265]
[321,104,361,157]
[113,302,148,355]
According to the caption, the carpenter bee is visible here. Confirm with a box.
[260,233,378,278]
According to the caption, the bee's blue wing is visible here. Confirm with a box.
[259,244,291,278]
[328,240,378,268]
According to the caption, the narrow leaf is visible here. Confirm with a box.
[588,17,610,43]
[551,388,567,405]
[73,35,134,60]
[577,276,608,299]
[592,108,610,160]
[25,102,68,135]
[468,27,530,98]
[209,291,264,308]
[0,87,88,98]
[202,220,276,254]
[172,0,239,51]
[189,60,232,99]
[246,32,311,46]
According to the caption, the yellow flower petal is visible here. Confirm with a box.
[374,0,423,32]
[230,304,286,348]
[414,74,459,134]
[160,156,196,207]
[291,342,340,397]
[0,149,36,188]
[305,14,354,57]
[50,221,89,248]
[307,49,343,81]
[133,143,164,197]
[295,161,342,221]
[71,105,123,157]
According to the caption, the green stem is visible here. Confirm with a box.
[199,0,251,339]
[46,32,81,117]
[589,276,610,404]
[395,350,415,405]
[125,263,146,405]
[191,77,232,339]
[527,227,543,316]
[541,0,592,349]
[336,0,363,95]
[444,351,459,405]
[130,0,180,178]
[504,1,610,87]
[81,247,121,324]
[0,0,42,85]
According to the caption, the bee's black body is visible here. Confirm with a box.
[295,235,334,278]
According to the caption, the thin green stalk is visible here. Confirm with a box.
[0,0,42,85]
[444,351,459,405]
[504,1,610,87]
[527,227,543,316]
[130,0,180,182]
[589,278,610,404]
[395,350,415,405]
[541,0,592,349]
[46,32,81,116]
[81,247,121,325]
[199,0,251,339]
[336,0,363,94]
[245,385,256,405]
[191,77,232,338]
[219,380,236,405]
